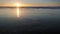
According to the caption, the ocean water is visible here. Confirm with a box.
[0,8,60,33]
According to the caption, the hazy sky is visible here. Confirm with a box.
[0,0,60,3]
[0,0,60,6]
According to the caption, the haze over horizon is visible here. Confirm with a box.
[0,0,60,6]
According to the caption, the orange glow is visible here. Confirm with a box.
[0,3,60,6]
[16,3,22,7]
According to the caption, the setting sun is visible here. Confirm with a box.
[16,3,22,7]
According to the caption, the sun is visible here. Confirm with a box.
[16,3,22,7]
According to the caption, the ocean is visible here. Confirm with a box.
[0,8,60,33]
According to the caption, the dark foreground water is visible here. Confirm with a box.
[0,8,60,34]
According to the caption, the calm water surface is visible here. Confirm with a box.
[0,8,60,18]
[0,8,60,33]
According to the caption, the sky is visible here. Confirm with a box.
[0,0,60,6]
[0,0,60,3]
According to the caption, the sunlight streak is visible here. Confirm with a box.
[17,8,20,17]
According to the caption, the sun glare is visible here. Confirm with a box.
[16,3,21,7]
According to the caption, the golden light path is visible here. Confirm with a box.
[17,8,20,17]
[16,3,21,17]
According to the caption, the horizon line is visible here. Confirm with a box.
[0,6,60,9]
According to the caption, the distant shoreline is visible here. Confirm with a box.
[0,6,60,9]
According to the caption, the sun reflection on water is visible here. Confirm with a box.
[17,8,20,17]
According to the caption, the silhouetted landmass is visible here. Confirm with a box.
[0,6,60,9]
